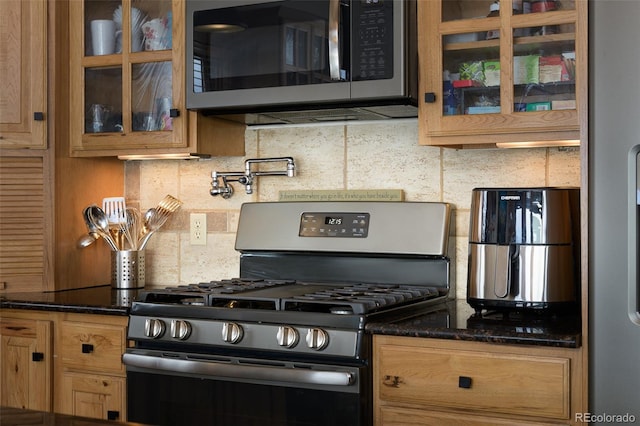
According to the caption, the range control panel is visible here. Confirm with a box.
[299,212,370,238]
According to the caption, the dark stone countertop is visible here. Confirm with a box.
[0,406,145,426]
[0,285,140,316]
[366,299,582,348]
[1,287,582,348]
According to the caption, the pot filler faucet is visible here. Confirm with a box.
[210,157,296,199]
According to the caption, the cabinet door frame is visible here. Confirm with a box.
[0,0,47,149]
[69,0,190,157]
[418,0,587,147]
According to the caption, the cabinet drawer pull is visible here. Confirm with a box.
[383,375,403,387]
[81,343,94,353]
[458,376,472,389]
[107,410,119,420]
[32,352,44,362]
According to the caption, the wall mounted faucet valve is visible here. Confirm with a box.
[211,157,296,199]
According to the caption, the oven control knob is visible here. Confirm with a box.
[144,318,166,339]
[170,320,192,340]
[276,326,299,348]
[306,328,329,351]
[221,322,244,344]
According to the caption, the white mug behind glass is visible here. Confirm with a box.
[91,19,118,55]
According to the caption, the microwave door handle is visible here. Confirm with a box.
[328,0,340,80]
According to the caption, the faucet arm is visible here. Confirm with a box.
[211,157,296,199]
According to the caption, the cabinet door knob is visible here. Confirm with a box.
[34,112,45,121]
[458,375,472,389]
[107,410,120,420]
[169,108,180,118]
[382,375,403,387]
[81,343,94,353]
[32,352,44,362]
[424,92,436,103]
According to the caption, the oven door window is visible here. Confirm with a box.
[127,370,365,425]
[191,1,349,93]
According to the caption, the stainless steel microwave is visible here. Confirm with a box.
[186,0,418,125]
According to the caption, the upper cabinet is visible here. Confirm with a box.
[418,0,587,147]
[0,0,47,149]
[69,0,244,157]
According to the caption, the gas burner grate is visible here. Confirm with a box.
[139,279,297,307]
[282,284,441,315]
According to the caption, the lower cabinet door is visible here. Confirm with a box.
[59,372,125,421]
[0,318,52,411]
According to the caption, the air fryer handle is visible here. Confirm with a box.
[494,245,516,298]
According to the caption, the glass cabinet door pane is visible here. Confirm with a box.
[513,24,576,112]
[131,62,172,132]
[442,0,493,22]
[442,33,501,116]
[133,0,172,52]
[85,67,123,133]
[85,0,122,56]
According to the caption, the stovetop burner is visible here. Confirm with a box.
[138,279,443,316]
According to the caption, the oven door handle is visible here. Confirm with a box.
[122,353,355,387]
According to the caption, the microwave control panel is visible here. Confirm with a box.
[353,0,394,80]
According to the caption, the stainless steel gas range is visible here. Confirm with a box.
[123,201,454,426]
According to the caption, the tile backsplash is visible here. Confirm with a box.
[125,119,580,299]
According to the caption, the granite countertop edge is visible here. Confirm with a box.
[0,300,129,316]
[1,288,581,348]
[365,322,581,348]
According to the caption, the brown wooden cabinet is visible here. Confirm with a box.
[374,335,585,425]
[68,0,244,158]
[418,0,587,147]
[0,316,52,412]
[0,0,125,294]
[57,314,128,421]
[0,309,128,421]
[0,0,47,149]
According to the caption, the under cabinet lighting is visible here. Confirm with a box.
[495,140,580,149]
[117,153,212,161]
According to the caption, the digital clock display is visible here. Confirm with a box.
[299,212,370,238]
[325,216,343,225]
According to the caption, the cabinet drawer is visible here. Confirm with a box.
[377,344,570,419]
[378,406,565,426]
[60,322,125,374]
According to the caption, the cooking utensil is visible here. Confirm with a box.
[138,196,183,250]
[87,205,119,251]
[103,197,127,226]
[77,233,98,248]
[121,207,142,250]
[103,197,127,249]
[138,208,163,250]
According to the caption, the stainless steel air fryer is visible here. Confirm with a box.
[467,187,580,312]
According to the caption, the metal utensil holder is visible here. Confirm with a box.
[111,250,145,289]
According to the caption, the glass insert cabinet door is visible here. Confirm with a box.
[76,0,179,144]
[439,0,577,117]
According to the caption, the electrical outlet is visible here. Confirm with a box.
[190,213,207,246]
